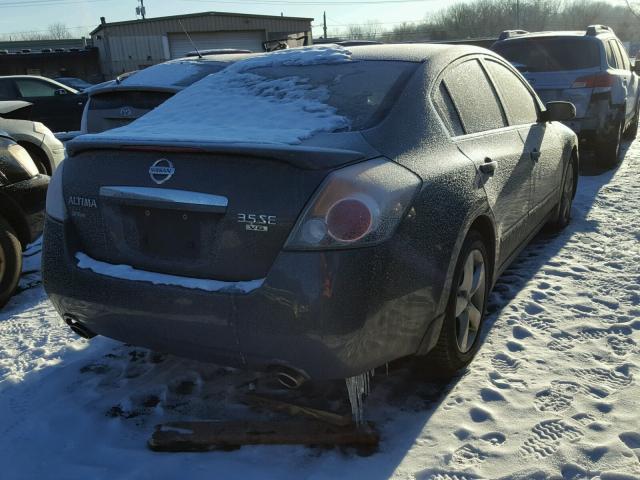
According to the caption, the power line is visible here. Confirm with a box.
[0,0,113,8]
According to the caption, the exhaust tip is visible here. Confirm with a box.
[270,366,309,390]
[63,314,97,339]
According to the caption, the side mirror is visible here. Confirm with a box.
[543,101,576,122]
[633,62,640,75]
[54,88,68,96]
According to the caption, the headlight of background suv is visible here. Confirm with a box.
[46,159,66,221]
[284,158,421,250]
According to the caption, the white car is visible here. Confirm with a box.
[0,101,65,174]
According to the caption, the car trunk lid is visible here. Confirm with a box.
[64,142,367,282]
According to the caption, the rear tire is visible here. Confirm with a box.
[423,230,491,378]
[0,217,22,309]
[595,117,622,168]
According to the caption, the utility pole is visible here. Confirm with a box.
[515,0,520,29]
[323,11,328,39]
[136,0,146,20]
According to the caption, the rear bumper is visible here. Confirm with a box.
[1,174,49,244]
[43,217,443,379]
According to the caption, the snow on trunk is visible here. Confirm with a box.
[85,45,353,146]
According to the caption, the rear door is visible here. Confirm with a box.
[443,58,533,266]
[483,58,563,227]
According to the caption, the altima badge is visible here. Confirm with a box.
[149,159,175,184]
[120,106,133,117]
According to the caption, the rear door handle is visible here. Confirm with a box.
[530,149,541,162]
[479,158,497,175]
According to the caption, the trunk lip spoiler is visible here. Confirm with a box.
[66,138,368,170]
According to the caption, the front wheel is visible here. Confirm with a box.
[424,230,491,378]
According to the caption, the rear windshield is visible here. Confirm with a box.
[493,37,601,72]
[252,60,418,130]
[122,61,228,88]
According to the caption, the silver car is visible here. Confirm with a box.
[493,25,640,167]
[0,101,65,174]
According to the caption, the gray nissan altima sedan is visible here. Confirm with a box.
[42,44,578,382]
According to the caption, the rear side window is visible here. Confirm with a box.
[493,38,600,72]
[609,41,624,70]
[15,79,58,97]
[605,41,618,68]
[0,79,18,99]
[613,41,630,71]
[485,60,538,126]
[444,59,506,134]
[433,82,464,136]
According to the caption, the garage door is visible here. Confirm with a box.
[168,31,265,59]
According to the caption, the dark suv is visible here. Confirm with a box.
[492,25,640,166]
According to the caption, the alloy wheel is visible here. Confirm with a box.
[454,249,486,353]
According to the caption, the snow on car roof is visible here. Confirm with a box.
[84,46,353,146]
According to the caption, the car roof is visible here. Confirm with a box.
[496,30,614,42]
[0,75,78,89]
[342,43,491,63]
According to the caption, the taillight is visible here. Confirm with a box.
[571,73,613,88]
[326,197,374,243]
[285,158,421,250]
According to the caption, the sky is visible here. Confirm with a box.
[0,0,631,39]
[0,0,454,38]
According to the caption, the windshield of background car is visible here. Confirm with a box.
[493,37,600,72]
[251,60,418,130]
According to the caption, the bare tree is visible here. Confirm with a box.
[47,22,72,40]
[344,20,384,40]
[388,0,640,42]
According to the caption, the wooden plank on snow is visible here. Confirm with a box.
[240,393,353,427]
[149,420,379,452]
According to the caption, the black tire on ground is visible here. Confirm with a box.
[595,118,622,168]
[623,106,639,140]
[18,142,50,175]
[0,216,23,309]
[423,230,491,378]
[549,157,577,231]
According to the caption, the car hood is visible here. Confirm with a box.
[0,100,32,116]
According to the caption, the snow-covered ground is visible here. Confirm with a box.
[1,142,639,479]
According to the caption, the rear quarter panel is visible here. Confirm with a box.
[364,61,494,317]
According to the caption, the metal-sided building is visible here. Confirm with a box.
[90,11,314,79]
